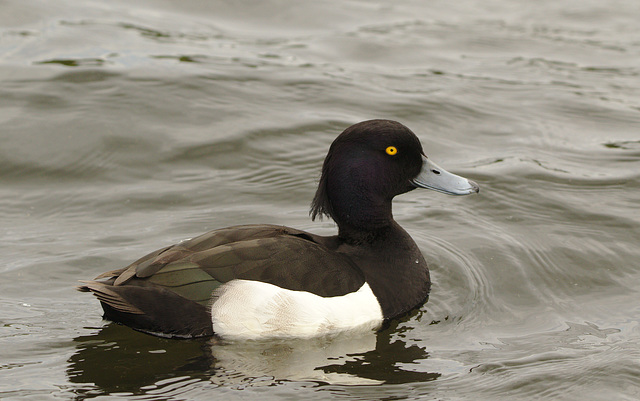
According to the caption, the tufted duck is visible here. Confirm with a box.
[79,119,479,340]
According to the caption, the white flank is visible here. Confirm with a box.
[210,280,383,340]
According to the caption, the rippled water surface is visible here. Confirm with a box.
[2,0,640,400]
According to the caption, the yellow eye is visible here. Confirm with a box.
[386,146,398,156]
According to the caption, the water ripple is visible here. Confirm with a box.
[2,0,640,399]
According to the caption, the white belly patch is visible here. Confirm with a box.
[210,280,383,340]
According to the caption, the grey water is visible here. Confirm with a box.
[2,0,640,399]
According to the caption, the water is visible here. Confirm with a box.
[2,0,640,399]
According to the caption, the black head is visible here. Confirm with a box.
[310,120,425,231]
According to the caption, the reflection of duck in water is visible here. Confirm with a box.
[210,318,441,385]
[79,120,478,340]
[67,319,440,393]
[67,324,213,395]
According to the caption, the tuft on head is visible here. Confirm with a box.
[310,150,333,221]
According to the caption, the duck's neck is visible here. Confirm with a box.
[333,199,395,245]
[323,171,397,243]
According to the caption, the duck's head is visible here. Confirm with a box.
[310,119,478,232]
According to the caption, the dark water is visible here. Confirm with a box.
[2,0,640,399]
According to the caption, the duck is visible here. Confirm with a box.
[79,119,479,340]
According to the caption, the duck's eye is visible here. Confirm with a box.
[385,146,398,156]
